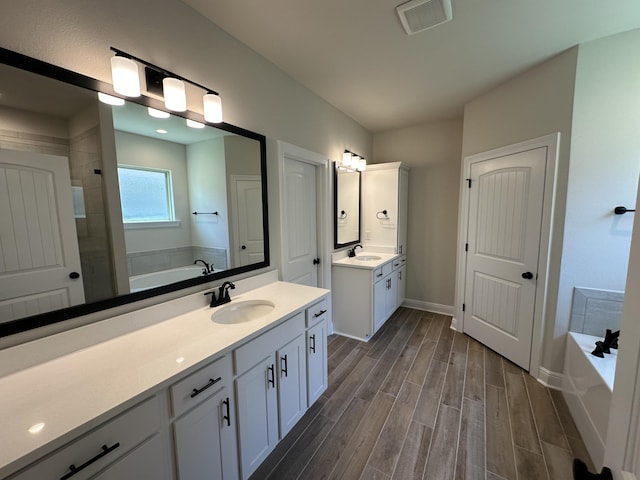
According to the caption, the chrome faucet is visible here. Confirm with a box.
[347,244,363,258]
[204,281,236,307]
[194,259,213,274]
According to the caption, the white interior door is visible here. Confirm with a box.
[232,176,264,267]
[282,157,318,287]
[463,147,546,369]
[0,149,84,322]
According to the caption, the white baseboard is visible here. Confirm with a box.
[619,471,637,480]
[537,367,564,390]
[402,299,454,316]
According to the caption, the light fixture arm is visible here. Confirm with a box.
[110,47,219,96]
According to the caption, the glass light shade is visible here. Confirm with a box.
[97,92,125,106]
[147,107,170,119]
[357,158,367,171]
[163,77,187,112]
[351,155,361,169]
[342,151,352,167]
[111,56,140,97]
[203,93,223,123]
[186,119,205,129]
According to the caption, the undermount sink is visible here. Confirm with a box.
[355,255,381,261]
[211,300,275,324]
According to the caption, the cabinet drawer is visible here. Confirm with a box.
[170,355,232,417]
[392,256,406,270]
[234,312,305,375]
[13,396,160,480]
[306,298,328,327]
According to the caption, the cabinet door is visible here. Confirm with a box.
[307,319,328,405]
[95,435,171,480]
[277,334,307,438]
[236,356,278,479]
[397,167,409,254]
[397,264,406,309]
[373,275,388,332]
[173,386,238,480]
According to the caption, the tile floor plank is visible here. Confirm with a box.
[542,441,574,480]
[391,421,432,480]
[486,384,517,479]
[455,398,485,480]
[464,347,484,402]
[380,343,419,396]
[504,364,543,455]
[423,403,462,480]
[360,465,391,480]
[368,381,422,475]
[524,374,571,451]
[412,360,448,427]
[515,446,550,480]
[405,340,437,386]
[441,348,467,409]
[320,355,377,421]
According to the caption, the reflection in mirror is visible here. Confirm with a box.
[334,162,361,248]
[0,48,268,335]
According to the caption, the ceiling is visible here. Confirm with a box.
[182,0,640,132]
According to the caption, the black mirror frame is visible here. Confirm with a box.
[333,161,361,250]
[0,47,269,337]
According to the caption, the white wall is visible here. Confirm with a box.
[114,131,192,253]
[554,29,640,366]
[374,119,463,308]
[187,137,228,251]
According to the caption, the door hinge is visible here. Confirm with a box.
[465,243,468,252]
[462,303,466,312]
[466,178,472,188]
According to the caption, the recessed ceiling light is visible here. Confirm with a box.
[28,422,45,434]
[156,129,168,134]
[186,119,205,129]
[148,107,170,119]
[97,92,125,106]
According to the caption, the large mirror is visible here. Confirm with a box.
[0,47,268,336]
[334,162,361,248]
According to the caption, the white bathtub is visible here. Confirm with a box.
[129,265,219,292]
[562,331,617,468]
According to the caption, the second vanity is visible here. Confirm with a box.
[0,271,329,480]
[332,253,406,341]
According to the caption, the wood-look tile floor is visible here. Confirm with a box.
[249,307,594,480]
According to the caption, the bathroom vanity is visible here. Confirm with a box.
[0,273,329,480]
[332,253,406,340]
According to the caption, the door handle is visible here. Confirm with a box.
[522,272,534,280]
[241,245,246,250]
[69,271,80,279]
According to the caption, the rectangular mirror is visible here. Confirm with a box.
[334,162,361,248]
[0,47,269,336]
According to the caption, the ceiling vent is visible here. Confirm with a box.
[396,0,453,35]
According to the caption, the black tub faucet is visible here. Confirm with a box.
[194,259,213,274]
[348,244,363,257]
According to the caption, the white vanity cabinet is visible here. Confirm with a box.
[333,257,404,341]
[361,162,409,254]
[171,355,238,480]
[9,396,171,480]
[234,312,307,480]
[306,299,328,405]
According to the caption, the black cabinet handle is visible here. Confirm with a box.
[190,376,222,398]
[60,443,120,480]
[281,354,288,377]
[222,397,231,427]
[267,364,275,387]
[376,273,383,278]
[522,272,534,280]
[313,309,327,318]
[310,334,316,354]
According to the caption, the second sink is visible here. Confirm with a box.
[355,255,382,261]
[211,300,275,324]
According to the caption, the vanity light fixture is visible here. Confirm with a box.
[109,47,224,122]
[97,92,125,106]
[148,107,170,119]
[341,149,367,171]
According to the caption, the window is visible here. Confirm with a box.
[117,166,175,223]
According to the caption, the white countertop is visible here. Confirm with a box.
[332,252,400,269]
[0,280,329,477]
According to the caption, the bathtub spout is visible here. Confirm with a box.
[194,259,213,274]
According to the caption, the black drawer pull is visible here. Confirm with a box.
[310,334,316,354]
[60,443,120,480]
[190,376,222,398]
[222,397,231,427]
[267,364,275,387]
[376,273,383,278]
[281,354,288,377]
[313,309,327,318]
